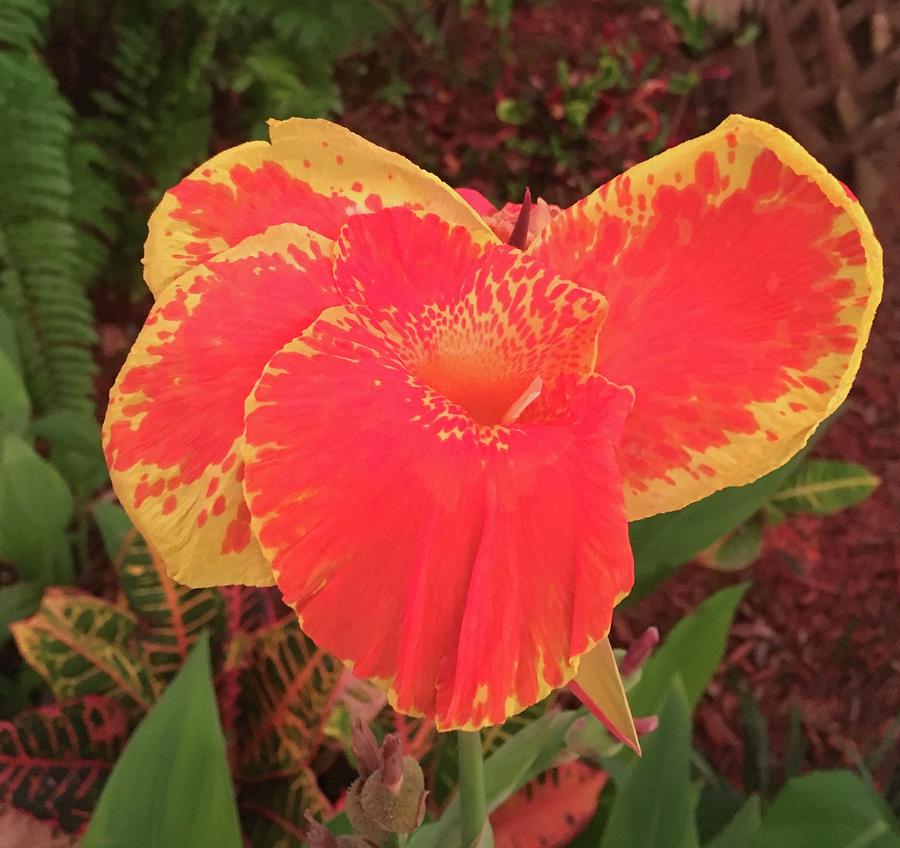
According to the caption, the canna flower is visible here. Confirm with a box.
[103,116,881,739]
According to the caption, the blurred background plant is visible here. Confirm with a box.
[0,0,897,845]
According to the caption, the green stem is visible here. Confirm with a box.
[457,730,488,846]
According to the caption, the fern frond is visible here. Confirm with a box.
[0,0,53,52]
[0,49,97,413]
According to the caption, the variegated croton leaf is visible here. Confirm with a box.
[10,588,156,709]
[7,509,343,842]
[0,696,130,834]
[240,767,331,848]
[235,615,342,780]
[96,502,226,685]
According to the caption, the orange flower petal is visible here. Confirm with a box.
[144,119,493,297]
[529,115,882,519]
[242,211,632,729]
[103,224,340,586]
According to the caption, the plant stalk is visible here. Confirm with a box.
[457,730,488,846]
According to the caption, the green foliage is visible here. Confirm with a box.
[663,0,710,52]
[749,771,900,848]
[6,514,340,841]
[629,583,749,716]
[0,1,98,416]
[601,685,695,848]
[82,636,244,848]
[770,459,880,516]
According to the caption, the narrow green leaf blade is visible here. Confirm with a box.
[83,635,242,848]
[601,684,695,848]
[629,583,749,716]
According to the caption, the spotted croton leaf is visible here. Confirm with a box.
[115,530,225,694]
[235,615,342,779]
[239,768,331,848]
[0,696,130,834]
[10,588,156,709]
[490,761,608,848]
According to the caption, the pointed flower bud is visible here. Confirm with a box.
[351,718,382,780]
[620,626,659,677]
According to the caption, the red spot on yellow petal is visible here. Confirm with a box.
[206,477,220,497]
[351,181,363,192]
[212,495,226,516]
[162,495,177,515]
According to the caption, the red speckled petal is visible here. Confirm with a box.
[333,207,607,425]
[103,224,340,587]
[242,304,634,730]
[144,119,494,297]
[529,115,883,519]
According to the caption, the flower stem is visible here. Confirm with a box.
[457,730,489,846]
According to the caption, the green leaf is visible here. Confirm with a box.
[236,616,341,779]
[0,433,73,583]
[410,711,579,848]
[0,350,29,436]
[629,583,749,716]
[705,796,762,848]
[11,587,156,709]
[93,502,225,685]
[770,459,879,516]
[627,445,812,601]
[0,696,130,834]
[239,769,330,848]
[83,636,242,848]
[750,771,900,848]
[0,580,40,644]
[496,97,534,126]
[32,411,108,497]
[701,519,763,572]
[601,684,695,848]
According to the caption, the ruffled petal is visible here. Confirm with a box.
[144,119,493,297]
[333,207,607,425]
[103,224,340,586]
[528,115,883,519]
[242,306,634,730]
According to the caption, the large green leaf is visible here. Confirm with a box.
[770,459,879,516]
[83,635,242,848]
[236,616,341,779]
[627,445,813,601]
[0,696,129,834]
[750,771,899,848]
[93,502,224,684]
[11,587,156,709]
[705,796,761,848]
[0,433,73,584]
[410,710,579,848]
[601,684,695,848]
[629,583,749,716]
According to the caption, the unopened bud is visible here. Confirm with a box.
[351,719,382,780]
[620,627,659,677]
[345,777,390,843]
[634,715,659,736]
[360,756,428,834]
[380,734,403,793]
